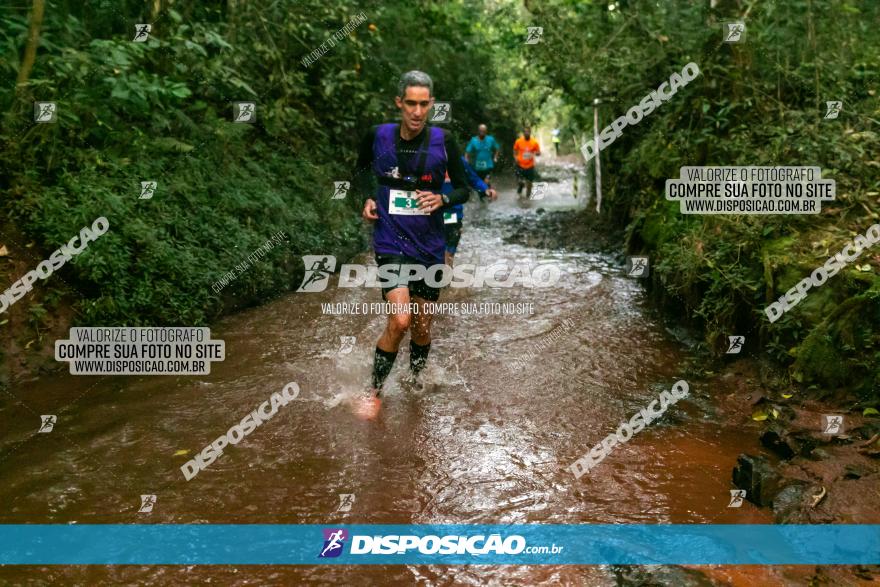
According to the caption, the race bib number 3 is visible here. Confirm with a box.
[389,189,428,215]
[522,151,534,160]
[443,212,458,224]
[476,160,488,170]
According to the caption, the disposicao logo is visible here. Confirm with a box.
[298,255,337,292]
[319,528,348,558]
[297,256,562,293]
[317,531,531,557]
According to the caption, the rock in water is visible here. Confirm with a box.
[732,453,782,507]
[760,424,796,459]
[772,482,810,523]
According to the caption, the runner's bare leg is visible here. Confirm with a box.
[357,286,411,416]
[377,287,412,352]
[410,295,433,346]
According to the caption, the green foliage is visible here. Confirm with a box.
[3,0,876,393]
[0,0,522,325]
[527,0,880,389]
[27,303,48,334]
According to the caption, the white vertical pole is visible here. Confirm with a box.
[577,134,591,208]
[593,98,602,214]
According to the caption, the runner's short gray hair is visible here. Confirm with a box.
[397,70,433,98]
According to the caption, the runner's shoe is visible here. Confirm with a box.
[352,391,382,420]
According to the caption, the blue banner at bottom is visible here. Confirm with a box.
[1,524,878,565]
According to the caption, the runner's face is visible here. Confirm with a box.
[395,86,432,135]
[523,128,531,140]
[478,125,487,138]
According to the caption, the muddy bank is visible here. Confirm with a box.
[722,358,880,525]
[0,221,78,386]
[502,206,622,254]
[499,162,622,254]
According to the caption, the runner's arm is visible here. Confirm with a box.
[462,157,489,193]
[443,134,470,206]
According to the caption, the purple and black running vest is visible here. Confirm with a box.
[371,123,447,265]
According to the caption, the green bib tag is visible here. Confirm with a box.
[388,189,428,215]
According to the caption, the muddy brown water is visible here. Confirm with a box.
[0,171,777,585]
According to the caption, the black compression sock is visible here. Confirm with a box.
[372,346,398,390]
[410,340,431,375]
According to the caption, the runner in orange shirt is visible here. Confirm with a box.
[513,126,541,199]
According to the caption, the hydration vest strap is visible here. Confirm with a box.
[394,124,432,185]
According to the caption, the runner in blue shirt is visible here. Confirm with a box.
[465,124,499,201]
[441,156,496,265]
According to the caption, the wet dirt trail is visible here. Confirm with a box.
[0,168,779,585]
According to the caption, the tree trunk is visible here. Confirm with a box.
[15,0,46,92]
[228,0,237,44]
